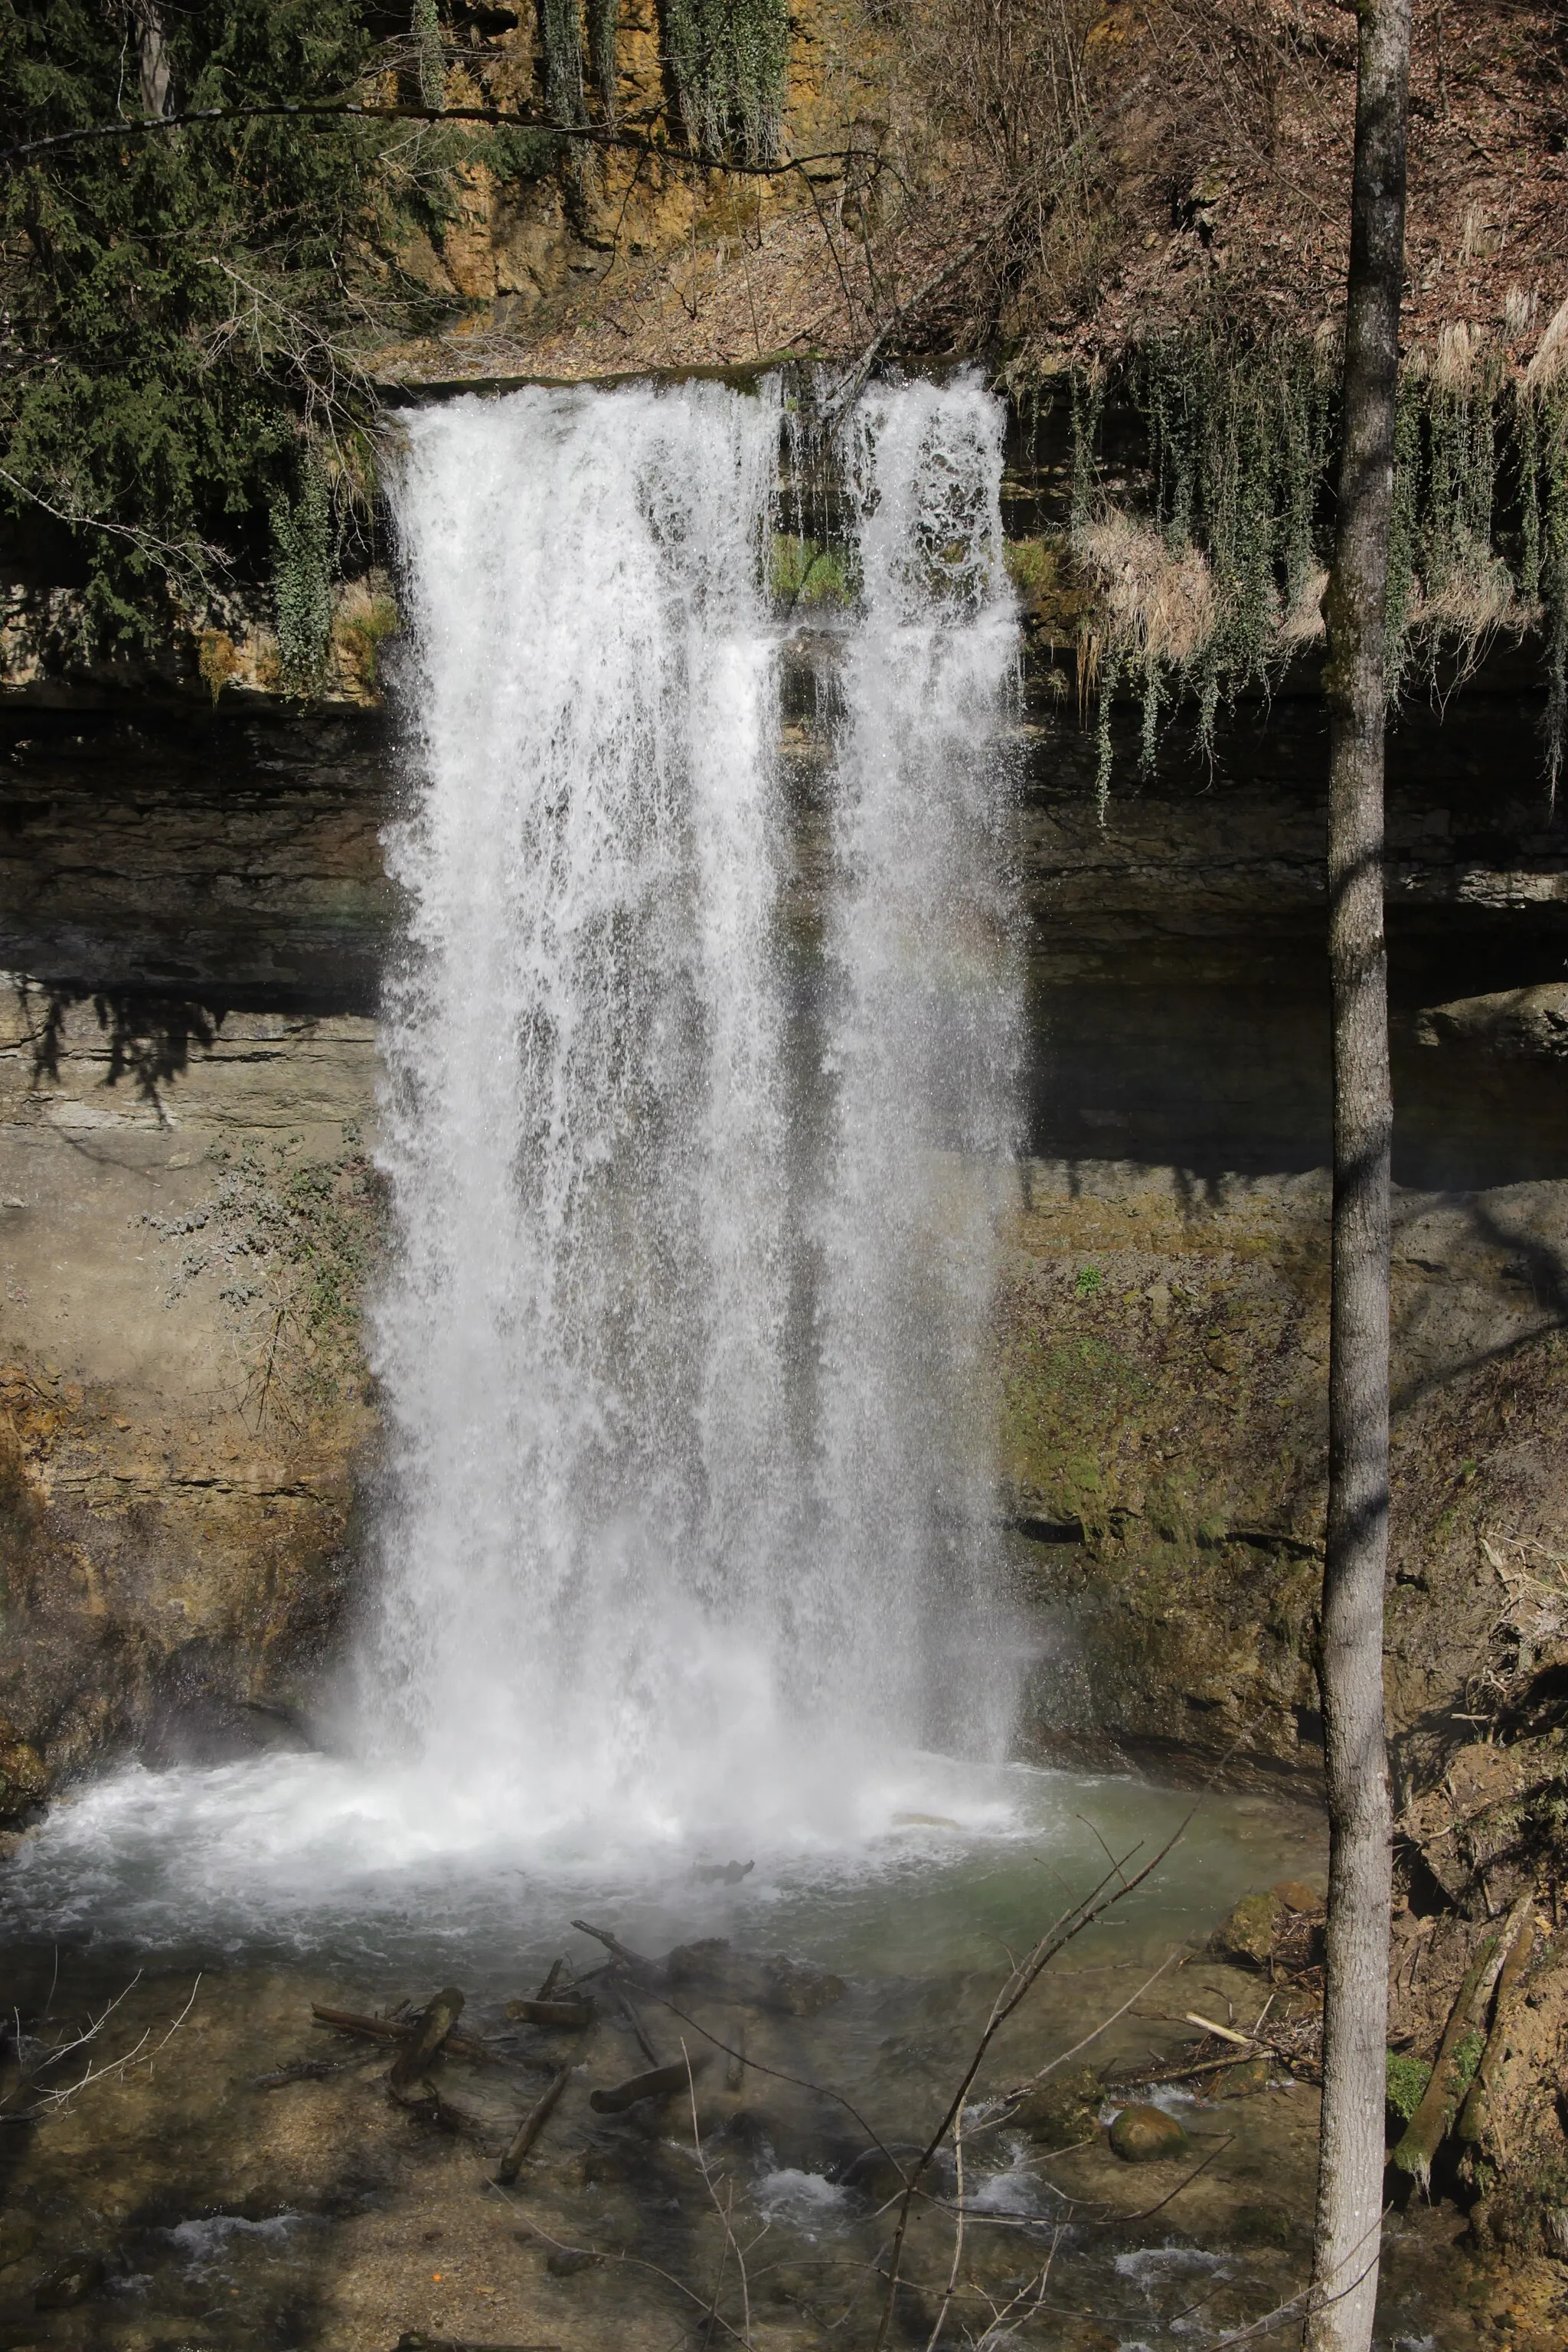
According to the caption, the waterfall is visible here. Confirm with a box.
[372,371,1019,1854]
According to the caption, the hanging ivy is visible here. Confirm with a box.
[538,0,586,129]
[271,450,335,697]
[1070,319,1565,806]
[662,0,789,165]
[411,0,445,111]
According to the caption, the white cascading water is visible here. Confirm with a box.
[368,370,1021,1853]
[0,371,1026,1942]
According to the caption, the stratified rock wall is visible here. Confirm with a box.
[1,654,1566,1808]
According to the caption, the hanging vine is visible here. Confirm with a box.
[662,0,789,165]
[271,450,335,697]
[411,0,446,112]
[1067,318,1563,809]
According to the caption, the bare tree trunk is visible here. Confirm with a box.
[136,2,174,121]
[1306,6,1411,2350]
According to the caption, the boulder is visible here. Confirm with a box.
[838,2143,925,2201]
[1209,1890,1284,1968]
[34,2251,106,2311]
[1210,2057,1272,2099]
[1109,2103,1189,2162]
[1008,2065,1102,2148]
[1416,984,1568,1060]
[0,2214,38,2269]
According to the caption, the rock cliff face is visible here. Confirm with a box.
[2,642,1566,1814]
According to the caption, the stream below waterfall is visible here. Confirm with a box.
[0,374,1499,2347]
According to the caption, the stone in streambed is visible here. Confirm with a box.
[1209,1891,1284,1967]
[1109,2104,1189,2163]
[1009,2065,1101,2148]
[1272,1880,1321,1914]
[1210,2057,1272,2099]
[34,2250,106,2309]
[838,2143,925,2201]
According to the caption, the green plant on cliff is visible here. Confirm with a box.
[1070,318,1568,805]
[0,4,563,653]
[0,2,394,642]
[270,451,335,695]
[145,1137,381,1414]
[662,0,789,164]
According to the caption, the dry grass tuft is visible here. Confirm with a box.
[1074,511,1217,669]
[1276,565,1328,652]
[1524,296,1568,393]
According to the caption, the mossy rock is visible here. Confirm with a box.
[1008,2064,1101,2147]
[0,1715,48,1824]
[1209,1890,1284,1968]
[34,2251,105,2311]
[1210,2056,1272,2100]
[1109,2103,1189,2162]
[1386,2050,1432,2128]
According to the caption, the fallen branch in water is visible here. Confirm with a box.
[589,2053,710,2115]
[496,2063,573,2185]
[388,1986,465,2093]
[871,1810,1197,2352]
[310,2001,497,2065]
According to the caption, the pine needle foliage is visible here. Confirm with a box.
[0,2,394,642]
[0,2,561,657]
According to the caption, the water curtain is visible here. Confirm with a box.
[376,372,1019,1850]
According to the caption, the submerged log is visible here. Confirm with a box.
[310,2002,495,2065]
[253,2056,351,2090]
[588,2053,710,2115]
[504,1998,595,2030]
[570,1919,658,1977]
[389,1988,466,2092]
[610,1987,662,2069]
[496,2063,572,2184]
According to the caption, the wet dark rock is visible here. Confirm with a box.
[34,2249,106,2308]
[0,2212,38,2268]
[663,1937,845,2016]
[714,2105,776,2156]
[1008,2064,1101,2147]
[0,1713,48,1823]
[1109,2104,1189,2162]
[1272,1880,1321,1914]
[1230,2200,1305,2248]
[546,2245,598,2276]
[837,2143,924,2201]
[1209,2057,1272,2099]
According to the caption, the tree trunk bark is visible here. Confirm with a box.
[136,3,175,121]
[1306,6,1411,2350]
